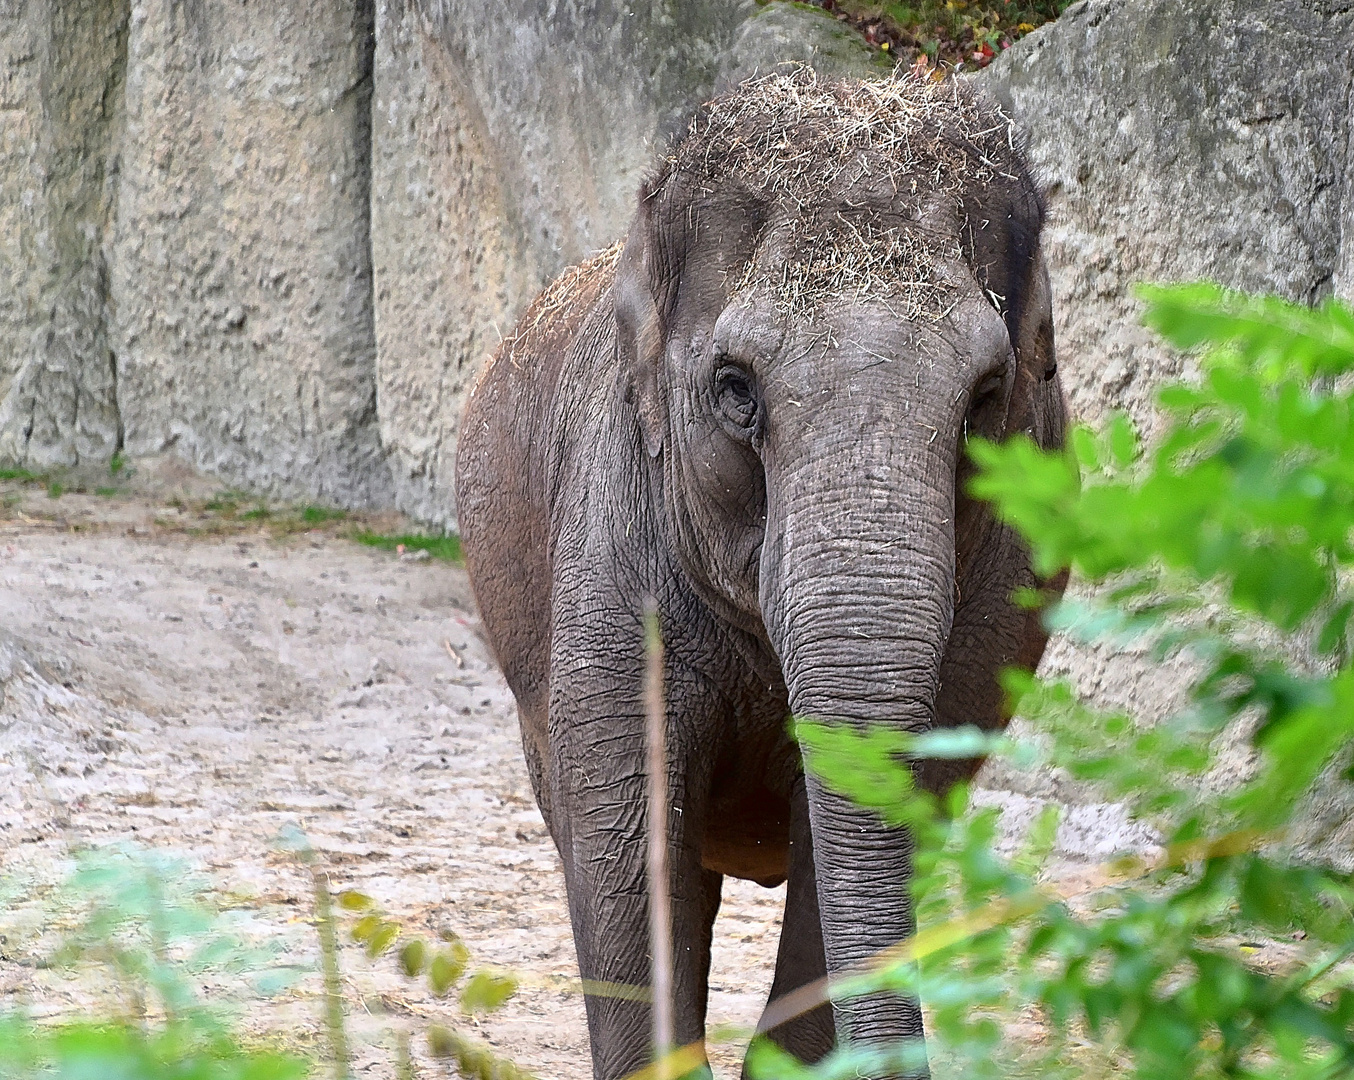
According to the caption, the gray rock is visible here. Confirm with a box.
[108,0,391,507]
[370,0,538,528]
[981,0,1354,435]
[0,0,128,471]
[718,1,889,90]
[974,0,1354,859]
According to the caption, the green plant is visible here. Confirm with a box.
[799,0,1072,70]
[279,829,351,1080]
[331,888,533,1077]
[204,491,248,515]
[336,889,522,1018]
[758,285,1354,1080]
[46,482,63,499]
[0,467,37,483]
[109,451,126,477]
[0,844,310,1080]
[301,506,346,526]
[352,531,463,564]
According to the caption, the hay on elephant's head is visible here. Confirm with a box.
[655,66,1021,318]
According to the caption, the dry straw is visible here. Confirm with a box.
[656,66,1022,318]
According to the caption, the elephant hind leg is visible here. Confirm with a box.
[746,774,834,1074]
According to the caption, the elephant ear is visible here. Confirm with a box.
[615,175,769,460]
[614,193,672,460]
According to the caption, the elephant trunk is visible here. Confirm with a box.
[760,405,959,1053]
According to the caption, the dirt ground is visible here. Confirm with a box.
[0,468,1175,1078]
[0,477,788,1078]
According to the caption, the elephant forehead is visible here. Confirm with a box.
[730,210,967,323]
[713,275,1005,381]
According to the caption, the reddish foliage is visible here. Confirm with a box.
[794,0,1071,74]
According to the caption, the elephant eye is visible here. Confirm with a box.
[715,364,759,433]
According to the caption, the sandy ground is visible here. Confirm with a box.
[0,471,1180,1078]
[0,481,785,1078]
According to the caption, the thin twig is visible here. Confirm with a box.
[643,598,675,1080]
[305,854,352,1080]
[395,1027,415,1080]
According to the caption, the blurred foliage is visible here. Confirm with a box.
[790,0,1072,70]
[764,285,1354,1079]
[335,888,530,1075]
[0,845,309,1080]
[0,833,534,1080]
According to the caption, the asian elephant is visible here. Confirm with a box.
[456,69,1067,1079]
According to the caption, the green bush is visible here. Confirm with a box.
[0,845,309,1080]
[761,285,1354,1080]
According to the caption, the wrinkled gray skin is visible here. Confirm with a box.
[457,87,1067,1080]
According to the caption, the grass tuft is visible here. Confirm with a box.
[302,506,347,526]
[353,531,462,564]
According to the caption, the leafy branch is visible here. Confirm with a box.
[763,285,1354,1080]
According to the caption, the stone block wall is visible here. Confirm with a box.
[983,0,1354,436]
[368,0,862,525]
[111,0,390,507]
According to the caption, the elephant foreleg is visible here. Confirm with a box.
[750,774,835,1072]
[552,717,722,1080]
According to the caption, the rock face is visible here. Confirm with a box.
[718,1,887,90]
[370,0,751,525]
[4,0,1354,527]
[976,0,1354,860]
[370,1,535,528]
[111,0,391,507]
[0,0,128,471]
[981,0,1354,433]
[369,0,867,524]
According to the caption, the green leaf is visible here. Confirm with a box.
[350,914,381,945]
[1137,282,1354,378]
[1317,600,1353,656]
[366,920,399,958]
[399,938,428,978]
[460,970,518,1014]
[337,890,374,912]
[1107,411,1139,468]
[429,942,469,996]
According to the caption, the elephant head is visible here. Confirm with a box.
[613,70,1065,1049]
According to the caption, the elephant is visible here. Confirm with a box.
[456,69,1067,1079]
